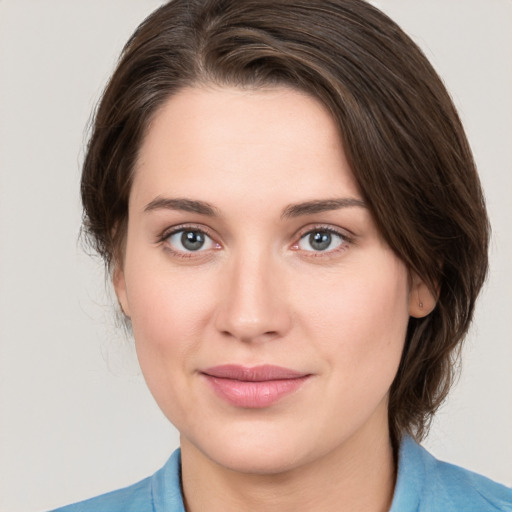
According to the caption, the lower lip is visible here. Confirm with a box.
[203,375,310,408]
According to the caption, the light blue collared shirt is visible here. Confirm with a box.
[51,436,512,511]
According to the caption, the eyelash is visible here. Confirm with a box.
[158,224,353,259]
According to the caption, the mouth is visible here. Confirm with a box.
[201,364,312,408]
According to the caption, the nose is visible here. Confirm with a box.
[214,251,292,343]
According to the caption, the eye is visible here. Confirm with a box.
[165,229,217,253]
[297,229,345,252]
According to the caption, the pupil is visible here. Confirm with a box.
[181,231,205,251]
[310,231,331,251]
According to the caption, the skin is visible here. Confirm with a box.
[115,86,435,512]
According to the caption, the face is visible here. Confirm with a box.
[115,86,427,474]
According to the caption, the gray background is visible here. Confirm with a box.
[0,1,511,511]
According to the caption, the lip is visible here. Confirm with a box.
[201,365,311,408]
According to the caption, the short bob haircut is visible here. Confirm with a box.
[81,0,489,446]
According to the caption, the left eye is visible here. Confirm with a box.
[298,230,344,252]
[166,229,216,252]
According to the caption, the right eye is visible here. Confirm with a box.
[165,229,218,253]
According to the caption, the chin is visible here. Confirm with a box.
[209,443,309,475]
[183,420,331,476]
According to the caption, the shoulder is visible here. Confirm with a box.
[49,476,153,512]
[48,449,185,512]
[391,436,512,512]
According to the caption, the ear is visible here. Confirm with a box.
[409,272,437,318]
[113,263,131,318]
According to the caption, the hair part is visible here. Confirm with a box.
[81,0,490,445]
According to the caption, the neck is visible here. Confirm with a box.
[180,421,396,512]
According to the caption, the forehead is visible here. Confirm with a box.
[132,85,362,208]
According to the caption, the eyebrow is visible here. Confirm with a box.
[281,198,367,218]
[144,196,367,218]
[144,197,218,216]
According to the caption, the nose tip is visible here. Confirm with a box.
[214,259,291,343]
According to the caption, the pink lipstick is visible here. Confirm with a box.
[201,364,311,408]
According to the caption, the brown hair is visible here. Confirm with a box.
[81,0,490,444]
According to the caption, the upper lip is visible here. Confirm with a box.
[201,364,309,381]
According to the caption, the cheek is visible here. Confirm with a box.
[124,264,219,423]
[296,254,410,371]
[124,260,217,366]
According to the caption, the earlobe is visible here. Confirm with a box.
[409,273,437,318]
[113,265,131,318]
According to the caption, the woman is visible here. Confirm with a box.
[51,0,511,510]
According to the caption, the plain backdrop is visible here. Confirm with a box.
[0,1,511,511]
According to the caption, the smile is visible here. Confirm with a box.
[201,365,311,408]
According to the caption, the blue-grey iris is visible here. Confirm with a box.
[181,231,205,251]
[309,231,331,251]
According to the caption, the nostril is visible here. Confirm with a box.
[219,328,280,343]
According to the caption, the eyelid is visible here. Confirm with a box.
[295,224,354,242]
[159,223,215,241]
